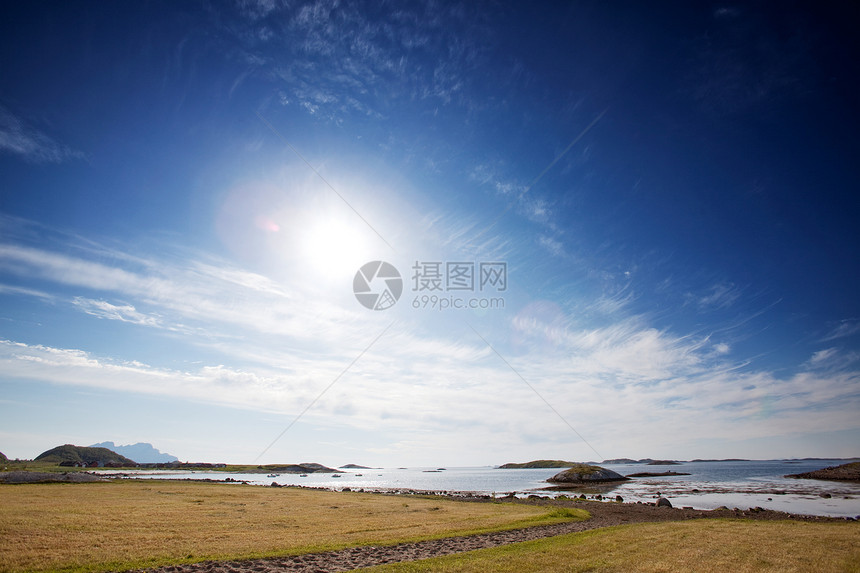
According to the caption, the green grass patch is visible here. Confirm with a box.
[360,519,860,572]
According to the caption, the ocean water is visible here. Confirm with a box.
[99,459,860,518]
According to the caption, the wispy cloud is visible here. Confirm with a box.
[2,220,858,462]
[0,105,84,163]
[804,347,860,372]
[234,0,278,21]
[538,235,564,257]
[0,283,55,301]
[72,298,162,327]
[224,0,489,122]
[687,281,740,310]
[822,319,860,342]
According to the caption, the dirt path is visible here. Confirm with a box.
[133,499,846,573]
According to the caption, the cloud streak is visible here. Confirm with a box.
[0,105,84,163]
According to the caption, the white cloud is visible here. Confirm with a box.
[2,224,858,463]
[713,342,731,355]
[0,339,315,416]
[805,347,860,372]
[692,281,740,310]
[229,0,487,122]
[588,288,634,315]
[537,235,564,257]
[0,283,55,301]
[822,319,860,341]
[810,347,838,365]
[0,105,84,163]
[72,298,162,327]
[235,0,278,20]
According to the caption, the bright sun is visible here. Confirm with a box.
[301,214,373,279]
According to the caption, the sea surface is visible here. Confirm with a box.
[99,459,860,518]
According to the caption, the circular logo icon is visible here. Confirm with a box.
[353,261,403,310]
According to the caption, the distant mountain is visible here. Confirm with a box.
[498,460,577,469]
[35,444,136,466]
[340,463,372,469]
[90,441,178,463]
[0,451,6,461]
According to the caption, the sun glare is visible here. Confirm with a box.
[301,214,373,279]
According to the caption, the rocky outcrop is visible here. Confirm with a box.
[547,464,629,484]
[785,461,860,482]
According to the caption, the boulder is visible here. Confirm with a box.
[656,497,672,508]
[547,464,628,484]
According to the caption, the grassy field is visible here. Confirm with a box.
[0,480,584,572]
[361,519,860,573]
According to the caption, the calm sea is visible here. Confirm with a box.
[100,459,860,518]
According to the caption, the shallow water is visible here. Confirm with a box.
[97,459,860,517]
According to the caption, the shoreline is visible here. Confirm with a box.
[4,470,858,519]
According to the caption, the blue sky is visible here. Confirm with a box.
[1,1,858,466]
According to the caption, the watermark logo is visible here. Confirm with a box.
[411,261,507,292]
[353,261,403,310]
[354,260,507,311]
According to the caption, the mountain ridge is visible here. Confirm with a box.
[90,441,178,463]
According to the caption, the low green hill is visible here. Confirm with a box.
[498,460,577,469]
[35,444,136,466]
[0,451,7,461]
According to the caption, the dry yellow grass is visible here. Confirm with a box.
[0,480,570,572]
[362,518,860,572]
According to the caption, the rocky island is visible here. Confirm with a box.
[626,471,691,477]
[546,464,629,484]
[498,460,577,469]
[785,461,860,482]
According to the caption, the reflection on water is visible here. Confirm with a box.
[97,459,860,518]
